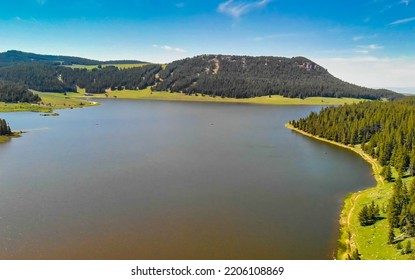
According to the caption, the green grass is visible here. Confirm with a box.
[339,168,415,260]
[67,63,149,70]
[0,102,54,113]
[1,87,362,113]
[75,87,364,106]
[0,91,98,113]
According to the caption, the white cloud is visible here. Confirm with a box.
[352,34,378,41]
[390,16,415,25]
[152,44,186,53]
[218,0,272,18]
[366,44,383,50]
[355,44,384,54]
[401,0,410,6]
[316,56,415,89]
[253,33,298,41]
[352,36,364,41]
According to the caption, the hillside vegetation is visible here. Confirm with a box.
[153,55,400,100]
[0,51,403,103]
[290,97,415,259]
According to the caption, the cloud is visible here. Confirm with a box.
[390,16,415,25]
[152,44,186,53]
[176,2,185,8]
[355,44,384,53]
[401,0,410,6]
[366,44,383,50]
[253,33,298,41]
[36,0,47,5]
[217,0,272,18]
[352,34,378,41]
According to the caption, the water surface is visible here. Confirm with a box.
[0,100,375,259]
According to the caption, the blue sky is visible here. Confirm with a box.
[1,0,415,92]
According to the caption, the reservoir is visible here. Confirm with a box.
[0,100,375,259]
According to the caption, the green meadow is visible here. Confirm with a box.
[75,87,363,106]
[67,63,149,70]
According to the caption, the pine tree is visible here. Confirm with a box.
[347,249,362,260]
[405,241,412,254]
[384,165,393,182]
[359,205,370,226]
[388,226,395,244]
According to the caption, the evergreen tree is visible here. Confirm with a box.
[388,226,395,244]
[384,165,393,182]
[347,249,362,260]
[0,118,12,136]
[405,241,412,254]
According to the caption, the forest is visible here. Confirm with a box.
[0,51,404,102]
[0,79,41,103]
[290,97,415,243]
[0,50,145,67]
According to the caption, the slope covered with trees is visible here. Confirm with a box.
[0,79,41,103]
[289,97,415,247]
[0,63,162,94]
[0,50,145,66]
[0,51,404,100]
[152,55,401,100]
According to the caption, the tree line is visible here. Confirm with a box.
[0,63,162,94]
[290,98,415,177]
[0,79,41,103]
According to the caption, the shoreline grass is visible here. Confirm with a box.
[0,92,98,113]
[74,87,364,106]
[66,63,149,70]
[1,87,365,114]
[0,132,21,143]
[286,123,415,259]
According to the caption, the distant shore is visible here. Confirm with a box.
[74,87,363,106]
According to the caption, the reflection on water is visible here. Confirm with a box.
[0,100,375,259]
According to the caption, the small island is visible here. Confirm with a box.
[0,118,20,143]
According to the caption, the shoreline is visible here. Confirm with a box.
[0,132,21,143]
[285,123,384,259]
[74,88,364,106]
[1,88,364,113]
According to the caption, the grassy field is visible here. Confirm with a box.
[74,87,364,106]
[339,166,415,260]
[0,91,97,113]
[67,63,149,70]
[286,124,415,260]
[1,87,363,113]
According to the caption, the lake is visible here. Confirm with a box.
[0,100,375,259]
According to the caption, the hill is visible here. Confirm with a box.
[152,55,401,100]
[0,51,404,101]
[0,50,146,67]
